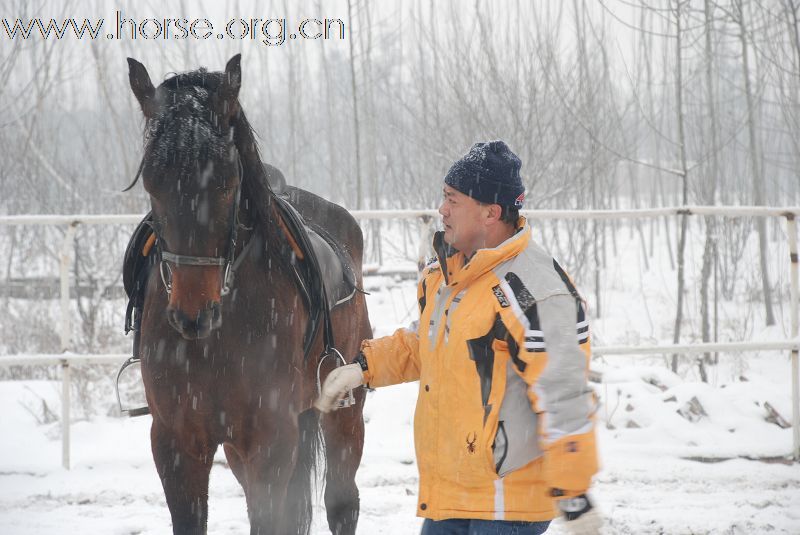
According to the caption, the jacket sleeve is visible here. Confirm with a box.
[358,272,428,387]
[500,293,598,495]
[359,327,421,387]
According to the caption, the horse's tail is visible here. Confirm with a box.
[286,408,323,535]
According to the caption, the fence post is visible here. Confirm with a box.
[786,214,799,460]
[60,222,78,352]
[61,359,71,470]
[417,215,434,272]
[59,222,77,470]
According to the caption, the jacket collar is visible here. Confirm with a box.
[432,216,531,287]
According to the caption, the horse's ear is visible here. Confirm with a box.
[222,54,242,97]
[216,54,241,121]
[127,57,156,118]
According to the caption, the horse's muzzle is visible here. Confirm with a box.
[167,302,222,339]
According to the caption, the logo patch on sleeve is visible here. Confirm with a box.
[492,285,510,308]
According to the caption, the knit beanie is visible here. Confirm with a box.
[443,140,525,207]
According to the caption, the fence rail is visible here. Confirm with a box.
[2,205,800,226]
[0,206,798,468]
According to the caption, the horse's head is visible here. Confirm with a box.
[128,55,243,340]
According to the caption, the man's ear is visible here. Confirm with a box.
[484,203,503,225]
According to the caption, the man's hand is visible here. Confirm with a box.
[314,363,365,413]
[554,493,603,535]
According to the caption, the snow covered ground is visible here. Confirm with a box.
[1,356,798,535]
[1,229,800,534]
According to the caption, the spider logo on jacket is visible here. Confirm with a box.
[466,432,477,454]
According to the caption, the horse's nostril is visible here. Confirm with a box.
[166,305,221,339]
[167,307,191,331]
[167,308,179,328]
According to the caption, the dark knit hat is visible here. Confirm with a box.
[444,140,525,208]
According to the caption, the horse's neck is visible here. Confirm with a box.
[241,190,290,271]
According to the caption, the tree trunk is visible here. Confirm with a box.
[736,0,775,326]
[671,0,690,373]
[785,0,800,206]
[699,0,721,373]
[346,0,363,209]
[573,0,602,318]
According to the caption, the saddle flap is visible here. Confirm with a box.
[123,213,158,334]
[123,212,155,300]
[306,226,357,308]
[275,195,358,310]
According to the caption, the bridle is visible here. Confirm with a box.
[153,157,245,297]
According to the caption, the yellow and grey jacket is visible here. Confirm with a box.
[360,217,598,521]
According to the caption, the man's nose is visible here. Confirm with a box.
[438,202,447,217]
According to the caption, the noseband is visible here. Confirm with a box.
[154,157,245,297]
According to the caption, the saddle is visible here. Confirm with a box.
[276,197,359,310]
[123,213,156,337]
[269,192,360,357]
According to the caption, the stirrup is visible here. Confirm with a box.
[115,356,150,417]
[316,347,356,409]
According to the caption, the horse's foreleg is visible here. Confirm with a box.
[242,424,299,535]
[224,443,247,489]
[151,421,217,535]
[321,393,365,535]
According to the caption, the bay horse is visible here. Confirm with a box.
[125,54,369,535]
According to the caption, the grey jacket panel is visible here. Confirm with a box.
[490,237,595,476]
[427,283,453,351]
[506,240,575,303]
[532,294,594,441]
[494,360,543,477]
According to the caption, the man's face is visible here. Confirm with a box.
[438,185,486,255]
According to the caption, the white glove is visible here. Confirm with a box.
[556,495,604,535]
[314,363,365,413]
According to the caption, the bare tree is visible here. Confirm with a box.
[670,0,691,373]
[699,0,721,373]
[731,0,776,326]
[346,0,363,209]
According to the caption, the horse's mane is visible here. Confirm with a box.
[232,108,276,225]
[144,70,228,178]
[142,68,276,224]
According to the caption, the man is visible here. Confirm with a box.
[316,141,601,535]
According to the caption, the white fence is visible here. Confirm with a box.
[0,206,798,468]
